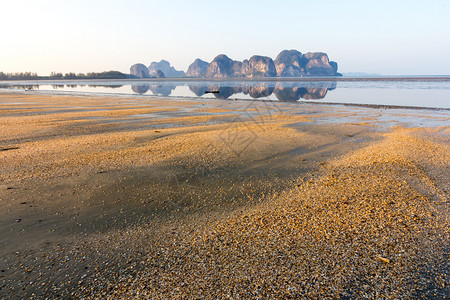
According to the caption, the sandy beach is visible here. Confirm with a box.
[0,92,448,298]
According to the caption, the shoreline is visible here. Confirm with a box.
[0,92,448,298]
[2,75,450,85]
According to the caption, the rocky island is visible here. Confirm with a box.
[131,49,341,78]
[130,60,185,79]
[148,60,185,77]
[186,59,209,78]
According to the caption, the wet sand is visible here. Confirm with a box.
[0,92,448,298]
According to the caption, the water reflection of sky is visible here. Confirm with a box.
[0,80,449,108]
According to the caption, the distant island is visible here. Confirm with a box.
[0,50,340,81]
[131,50,341,79]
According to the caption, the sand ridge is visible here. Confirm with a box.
[73,127,448,298]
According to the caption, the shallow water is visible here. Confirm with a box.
[1,78,449,109]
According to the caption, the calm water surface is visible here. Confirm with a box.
[1,78,449,109]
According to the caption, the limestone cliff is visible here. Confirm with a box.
[303,52,336,76]
[274,50,306,77]
[205,54,242,78]
[155,70,165,78]
[148,60,185,77]
[130,63,150,78]
[132,49,341,78]
[186,59,209,77]
[244,55,277,78]
[198,50,339,77]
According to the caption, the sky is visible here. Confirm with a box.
[1,0,449,75]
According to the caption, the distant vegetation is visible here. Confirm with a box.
[0,71,128,80]
[0,72,39,80]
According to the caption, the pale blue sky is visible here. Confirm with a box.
[1,0,449,75]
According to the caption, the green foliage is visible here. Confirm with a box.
[64,73,77,79]
[85,71,128,79]
[50,72,63,79]
[1,71,128,80]
[0,72,39,80]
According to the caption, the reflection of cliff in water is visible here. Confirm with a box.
[131,83,175,96]
[0,81,337,101]
[210,85,237,99]
[242,82,274,98]
[0,84,40,90]
[148,84,176,96]
[185,82,336,101]
[273,86,302,101]
[189,83,275,100]
[131,84,150,94]
[189,85,208,97]
[301,88,328,100]
[191,84,238,99]
[274,81,337,101]
[301,82,336,100]
[88,84,124,89]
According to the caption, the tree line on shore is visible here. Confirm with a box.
[0,71,128,80]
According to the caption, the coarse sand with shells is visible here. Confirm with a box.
[0,93,448,298]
